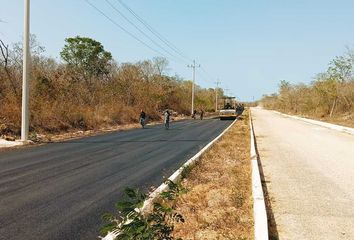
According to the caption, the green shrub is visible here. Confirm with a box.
[101,180,185,240]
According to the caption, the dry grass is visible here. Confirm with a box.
[261,76,354,128]
[173,113,253,240]
[23,116,188,143]
[312,115,354,128]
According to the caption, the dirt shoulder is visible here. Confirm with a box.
[0,116,189,152]
[173,113,253,239]
[36,115,187,142]
[266,109,354,128]
[290,113,354,128]
[316,115,354,128]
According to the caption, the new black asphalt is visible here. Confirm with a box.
[0,119,232,240]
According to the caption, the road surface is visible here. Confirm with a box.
[252,108,354,240]
[0,119,232,240]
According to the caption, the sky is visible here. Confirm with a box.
[1,0,354,101]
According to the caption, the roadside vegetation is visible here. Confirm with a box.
[173,113,253,239]
[0,36,222,139]
[260,47,354,127]
[101,181,186,240]
[101,113,253,240]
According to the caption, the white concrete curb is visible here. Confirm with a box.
[250,111,269,240]
[102,119,238,240]
[0,139,24,148]
[272,110,354,135]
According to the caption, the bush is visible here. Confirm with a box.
[101,181,186,240]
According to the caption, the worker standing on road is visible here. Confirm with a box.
[192,109,197,119]
[139,110,146,128]
[200,109,204,120]
[236,104,245,117]
[163,109,171,130]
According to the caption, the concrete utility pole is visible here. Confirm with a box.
[187,60,200,115]
[21,0,30,142]
[215,79,221,112]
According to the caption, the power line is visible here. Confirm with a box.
[104,0,185,63]
[197,69,213,84]
[84,0,218,90]
[196,65,215,84]
[115,0,192,63]
[200,66,215,81]
[83,0,173,61]
[116,0,190,61]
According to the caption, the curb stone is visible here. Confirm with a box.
[250,110,269,240]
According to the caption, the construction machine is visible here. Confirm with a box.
[218,97,237,120]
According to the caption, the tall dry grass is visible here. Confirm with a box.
[173,113,253,240]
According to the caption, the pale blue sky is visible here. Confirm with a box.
[1,0,354,101]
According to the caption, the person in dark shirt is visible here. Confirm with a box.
[139,110,146,128]
[225,102,232,109]
[163,109,171,129]
[192,109,197,119]
[200,109,204,120]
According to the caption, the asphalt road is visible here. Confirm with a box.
[0,119,232,240]
[252,108,354,240]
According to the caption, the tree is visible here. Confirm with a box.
[152,57,169,76]
[0,35,45,101]
[327,55,352,83]
[0,39,10,99]
[279,80,291,93]
[325,54,354,115]
[60,36,112,77]
[10,34,45,66]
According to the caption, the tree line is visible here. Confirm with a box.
[261,47,354,126]
[0,36,221,136]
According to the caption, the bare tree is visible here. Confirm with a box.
[0,39,9,67]
[0,39,19,100]
[152,57,169,76]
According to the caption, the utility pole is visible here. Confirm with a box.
[214,80,221,112]
[22,0,30,142]
[187,60,200,115]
